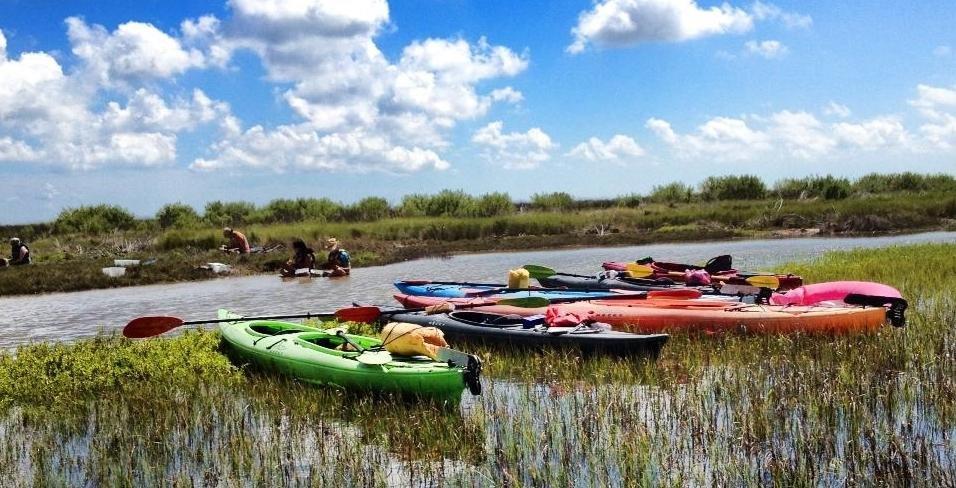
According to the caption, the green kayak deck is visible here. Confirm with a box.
[217,310,476,401]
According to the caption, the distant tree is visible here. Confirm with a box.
[699,175,767,201]
[156,203,200,229]
[53,205,137,234]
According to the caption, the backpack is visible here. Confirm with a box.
[336,249,351,267]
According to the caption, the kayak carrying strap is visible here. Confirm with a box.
[845,294,908,327]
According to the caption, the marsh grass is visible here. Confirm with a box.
[5,191,956,296]
[1,243,954,485]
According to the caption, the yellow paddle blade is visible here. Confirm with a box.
[625,263,655,278]
[745,275,780,289]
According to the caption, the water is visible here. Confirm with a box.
[1,231,953,348]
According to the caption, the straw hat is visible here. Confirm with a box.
[325,237,338,249]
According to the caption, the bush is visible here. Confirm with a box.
[203,201,256,227]
[853,172,956,194]
[255,198,342,223]
[424,190,476,217]
[647,182,695,203]
[616,194,643,208]
[346,197,391,221]
[53,205,137,234]
[398,194,430,218]
[156,203,200,229]
[773,175,851,200]
[530,192,574,211]
[475,192,514,217]
[699,175,766,201]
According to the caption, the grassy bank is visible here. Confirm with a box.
[0,242,953,485]
[2,191,956,296]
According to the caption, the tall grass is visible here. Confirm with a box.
[0,243,953,485]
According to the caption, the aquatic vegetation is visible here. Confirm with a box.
[0,243,953,485]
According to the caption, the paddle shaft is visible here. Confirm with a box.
[180,312,338,327]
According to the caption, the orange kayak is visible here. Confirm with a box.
[393,294,888,335]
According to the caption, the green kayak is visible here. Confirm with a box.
[217,310,480,401]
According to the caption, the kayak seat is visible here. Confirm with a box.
[450,311,524,328]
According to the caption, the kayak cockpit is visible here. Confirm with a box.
[448,311,526,328]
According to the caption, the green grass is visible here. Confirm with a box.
[0,242,953,485]
[4,192,956,296]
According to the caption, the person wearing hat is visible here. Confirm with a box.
[9,238,31,265]
[220,227,250,254]
[321,237,350,277]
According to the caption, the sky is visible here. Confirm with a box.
[0,0,954,223]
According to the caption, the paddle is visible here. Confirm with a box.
[325,326,393,365]
[625,263,781,289]
[523,264,594,280]
[123,310,366,339]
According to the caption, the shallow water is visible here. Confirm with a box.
[1,231,954,348]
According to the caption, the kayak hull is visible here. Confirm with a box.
[389,310,669,358]
[537,274,704,293]
[394,281,622,299]
[217,310,469,400]
[393,295,887,335]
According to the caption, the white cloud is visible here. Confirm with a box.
[823,101,852,118]
[66,17,206,86]
[751,1,813,29]
[189,1,528,172]
[567,135,645,162]
[568,0,754,54]
[744,39,787,58]
[909,84,956,149]
[472,121,554,170]
[191,124,449,173]
[646,110,915,162]
[0,25,230,170]
[933,45,951,58]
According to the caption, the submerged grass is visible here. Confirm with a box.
[0,242,954,485]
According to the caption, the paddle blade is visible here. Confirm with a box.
[123,316,184,338]
[648,288,702,299]
[625,263,655,278]
[522,264,556,279]
[746,275,781,289]
[335,306,383,323]
[496,296,551,308]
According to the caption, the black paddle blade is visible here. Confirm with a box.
[123,316,185,338]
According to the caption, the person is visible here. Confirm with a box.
[280,239,316,277]
[9,238,30,265]
[220,228,250,254]
[322,237,351,277]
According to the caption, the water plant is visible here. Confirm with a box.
[0,242,953,485]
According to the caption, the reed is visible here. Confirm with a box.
[0,243,953,485]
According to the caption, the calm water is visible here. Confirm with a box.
[1,231,953,348]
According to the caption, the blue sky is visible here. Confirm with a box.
[0,0,954,223]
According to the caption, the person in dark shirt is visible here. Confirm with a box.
[280,239,316,277]
[9,238,30,265]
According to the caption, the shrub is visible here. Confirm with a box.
[156,203,200,229]
[255,198,342,223]
[616,194,643,208]
[530,192,574,211]
[475,192,515,217]
[853,172,956,194]
[699,175,767,201]
[398,194,430,217]
[53,205,137,234]
[647,182,695,203]
[773,175,851,200]
[203,201,256,227]
[424,190,476,217]
[347,197,391,221]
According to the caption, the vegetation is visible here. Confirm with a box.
[0,172,954,295]
[0,243,952,485]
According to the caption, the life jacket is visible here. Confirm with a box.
[329,249,350,267]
